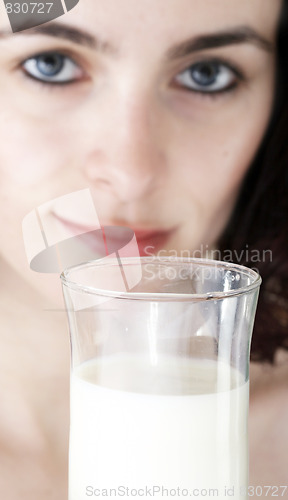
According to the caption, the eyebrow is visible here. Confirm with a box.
[0,22,115,53]
[0,23,273,58]
[165,26,274,60]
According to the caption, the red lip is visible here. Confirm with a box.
[54,214,175,257]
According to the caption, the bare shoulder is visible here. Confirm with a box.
[0,447,68,500]
[0,375,69,500]
[249,350,288,488]
[250,349,288,398]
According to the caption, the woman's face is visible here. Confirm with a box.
[0,0,282,280]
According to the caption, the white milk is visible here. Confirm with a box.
[69,355,249,500]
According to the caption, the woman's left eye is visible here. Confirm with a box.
[175,60,239,94]
[22,53,83,84]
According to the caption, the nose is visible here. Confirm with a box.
[82,87,166,203]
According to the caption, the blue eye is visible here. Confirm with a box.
[175,61,238,93]
[22,53,83,83]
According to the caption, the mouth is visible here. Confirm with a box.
[52,214,175,257]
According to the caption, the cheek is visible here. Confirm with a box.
[0,113,68,186]
[0,112,77,262]
[171,103,272,210]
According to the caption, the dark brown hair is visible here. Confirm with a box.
[219,1,288,363]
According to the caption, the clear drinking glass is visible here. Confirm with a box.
[61,257,261,500]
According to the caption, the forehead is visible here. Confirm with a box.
[71,0,282,40]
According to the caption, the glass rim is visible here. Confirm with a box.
[60,256,262,302]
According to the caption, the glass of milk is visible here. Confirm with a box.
[61,257,261,500]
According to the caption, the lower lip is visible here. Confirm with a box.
[54,215,174,257]
[79,228,174,258]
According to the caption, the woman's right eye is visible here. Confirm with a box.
[22,52,84,84]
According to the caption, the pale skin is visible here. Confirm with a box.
[0,0,287,498]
